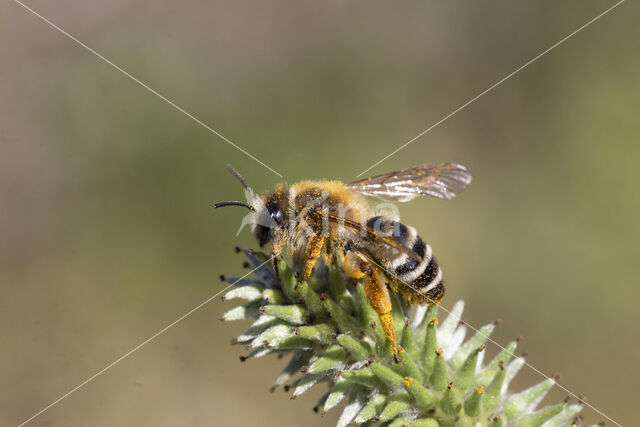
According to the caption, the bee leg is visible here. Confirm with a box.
[270,231,284,281]
[356,258,401,362]
[342,252,365,280]
[297,233,325,290]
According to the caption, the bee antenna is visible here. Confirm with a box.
[213,201,255,211]
[226,164,256,197]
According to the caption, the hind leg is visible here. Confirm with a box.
[297,233,325,288]
[270,230,284,280]
[344,253,400,361]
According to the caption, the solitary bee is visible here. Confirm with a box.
[215,163,471,359]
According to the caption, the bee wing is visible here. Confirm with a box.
[327,215,421,262]
[346,163,472,202]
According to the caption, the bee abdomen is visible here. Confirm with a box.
[366,216,444,304]
[409,255,445,304]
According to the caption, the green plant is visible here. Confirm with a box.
[220,249,583,426]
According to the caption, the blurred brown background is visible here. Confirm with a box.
[1,1,638,425]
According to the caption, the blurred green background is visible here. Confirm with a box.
[1,1,638,425]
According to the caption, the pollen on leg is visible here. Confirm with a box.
[378,312,399,359]
[342,253,365,279]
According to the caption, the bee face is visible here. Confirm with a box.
[251,188,288,247]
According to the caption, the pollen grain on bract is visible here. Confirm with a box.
[214,163,472,359]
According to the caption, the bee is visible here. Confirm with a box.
[215,163,472,359]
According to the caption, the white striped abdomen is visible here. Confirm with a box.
[365,216,445,305]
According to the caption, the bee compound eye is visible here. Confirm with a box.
[272,209,283,222]
[255,225,271,246]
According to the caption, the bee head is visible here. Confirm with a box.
[214,165,288,247]
[251,185,287,247]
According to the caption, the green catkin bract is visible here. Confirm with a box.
[339,367,380,388]
[441,384,462,415]
[422,316,439,372]
[464,386,484,417]
[221,250,584,426]
[401,320,418,358]
[398,349,424,384]
[354,393,387,423]
[378,392,411,422]
[430,349,449,391]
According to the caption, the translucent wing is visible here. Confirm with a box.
[346,163,472,202]
[327,215,421,261]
